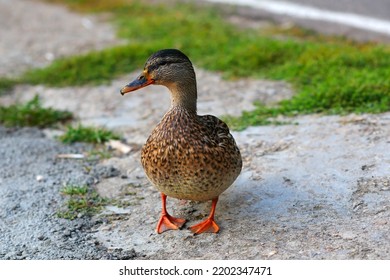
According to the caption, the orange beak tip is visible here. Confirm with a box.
[120,86,131,95]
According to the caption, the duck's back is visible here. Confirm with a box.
[141,107,242,201]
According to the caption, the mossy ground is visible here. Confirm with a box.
[57,185,110,220]
[0,96,120,143]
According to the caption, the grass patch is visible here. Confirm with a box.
[57,184,109,220]
[22,45,151,87]
[45,0,129,13]
[59,124,120,144]
[0,95,73,128]
[16,0,390,129]
[222,102,293,130]
[61,185,89,196]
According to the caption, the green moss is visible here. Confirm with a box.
[61,185,89,196]
[57,185,109,220]
[0,95,73,128]
[86,148,116,161]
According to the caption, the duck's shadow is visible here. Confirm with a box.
[211,170,344,232]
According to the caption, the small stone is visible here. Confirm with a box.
[375,219,388,226]
[38,235,45,241]
[36,175,44,182]
[82,18,93,29]
[339,231,356,240]
[267,250,277,257]
[44,52,55,61]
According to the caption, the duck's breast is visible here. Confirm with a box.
[141,110,242,201]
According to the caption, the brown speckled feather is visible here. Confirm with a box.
[141,107,242,201]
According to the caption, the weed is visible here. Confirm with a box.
[59,124,120,144]
[61,185,89,196]
[0,95,73,127]
[57,184,109,220]
[86,148,116,161]
[222,103,295,130]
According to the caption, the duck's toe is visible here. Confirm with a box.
[156,214,186,234]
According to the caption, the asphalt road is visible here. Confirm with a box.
[207,0,390,41]
[277,0,390,20]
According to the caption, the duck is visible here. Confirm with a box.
[120,49,242,235]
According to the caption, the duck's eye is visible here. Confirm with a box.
[159,61,168,66]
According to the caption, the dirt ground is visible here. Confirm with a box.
[0,0,389,260]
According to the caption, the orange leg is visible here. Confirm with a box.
[189,197,220,235]
[156,193,186,234]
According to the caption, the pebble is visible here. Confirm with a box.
[38,235,46,241]
[36,175,44,182]
[339,231,356,240]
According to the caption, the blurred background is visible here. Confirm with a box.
[1,0,389,119]
[1,0,390,261]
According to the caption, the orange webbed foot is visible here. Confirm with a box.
[188,217,220,235]
[156,214,186,234]
[188,197,220,235]
[156,193,186,234]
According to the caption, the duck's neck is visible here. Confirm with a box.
[167,78,197,114]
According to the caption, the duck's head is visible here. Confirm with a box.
[120,49,196,95]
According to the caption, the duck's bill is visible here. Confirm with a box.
[120,75,154,95]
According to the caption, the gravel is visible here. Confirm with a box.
[0,127,136,259]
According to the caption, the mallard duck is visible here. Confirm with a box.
[120,49,242,235]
